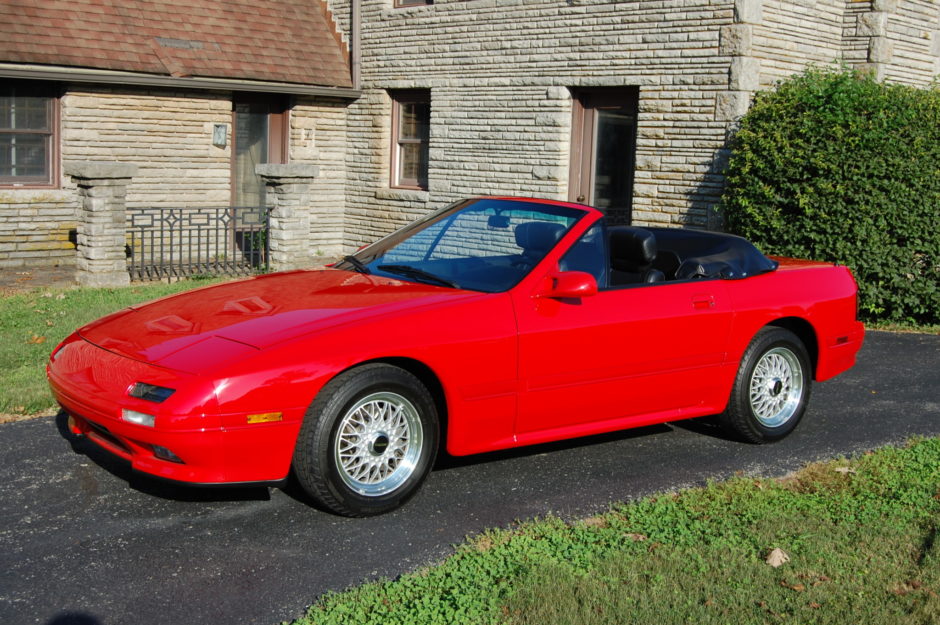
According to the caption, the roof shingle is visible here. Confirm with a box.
[0,0,352,88]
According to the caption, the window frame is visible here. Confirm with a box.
[389,89,431,191]
[0,81,60,189]
[394,0,432,7]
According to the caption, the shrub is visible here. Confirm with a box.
[720,67,940,324]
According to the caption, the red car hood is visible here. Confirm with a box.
[79,269,476,373]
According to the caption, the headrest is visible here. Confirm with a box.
[609,226,657,266]
[514,221,565,252]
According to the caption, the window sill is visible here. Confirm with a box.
[375,188,430,203]
[0,182,59,190]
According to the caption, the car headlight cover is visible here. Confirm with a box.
[129,382,176,403]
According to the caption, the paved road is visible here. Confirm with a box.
[1,331,938,625]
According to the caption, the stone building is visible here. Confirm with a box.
[333,0,940,248]
[0,0,357,271]
[2,0,938,276]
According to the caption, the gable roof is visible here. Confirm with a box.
[0,0,352,89]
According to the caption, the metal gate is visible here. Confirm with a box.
[127,206,269,281]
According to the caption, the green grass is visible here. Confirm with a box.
[0,277,224,414]
[289,438,940,625]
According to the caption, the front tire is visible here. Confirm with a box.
[719,327,812,443]
[293,364,439,516]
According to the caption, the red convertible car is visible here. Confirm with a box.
[48,197,864,516]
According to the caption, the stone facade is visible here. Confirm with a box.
[2,1,939,275]
[0,189,77,269]
[330,0,939,248]
[0,85,348,269]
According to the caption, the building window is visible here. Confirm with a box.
[395,0,432,7]
[0,82,58,187]
[390,90,430,190]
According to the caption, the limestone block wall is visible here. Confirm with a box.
[0,190,78,268]
[882,0,940,84]
[334,0,939,250]
[1,84,350,271]
[61,87,234,209]
[291,97,348,258]
[334,0,739,248]
[754,0,847,86]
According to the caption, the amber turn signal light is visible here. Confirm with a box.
[247,412,283,424]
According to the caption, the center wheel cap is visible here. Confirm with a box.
[370,434,390,455]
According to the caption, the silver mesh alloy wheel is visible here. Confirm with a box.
[333,391,423,496]
[748,346,805,428]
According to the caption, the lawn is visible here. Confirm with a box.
[0,277,224,415]
[290,438,940,625]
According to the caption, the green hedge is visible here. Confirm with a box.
[720,68,940,324]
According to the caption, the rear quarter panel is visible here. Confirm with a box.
[726,261,864,381]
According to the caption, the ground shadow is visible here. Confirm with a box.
[668,415,742,442]
[432,421,674,471]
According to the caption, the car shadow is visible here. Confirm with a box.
[668,415,742,442]
[431,421,675,471]
[54,408,738,511]
[55,411,272,503]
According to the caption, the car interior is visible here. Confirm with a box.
[556,224,779,289]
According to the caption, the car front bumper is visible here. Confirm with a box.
[48,335,300,485]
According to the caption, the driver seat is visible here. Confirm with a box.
[609,226,666,285]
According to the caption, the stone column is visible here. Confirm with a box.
[65,162,137,287]
[717,0,763,123]
[256,163,320,271]
[857,2,896,81]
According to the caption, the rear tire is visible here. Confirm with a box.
[292,364,439,516]
[719,327,812,443]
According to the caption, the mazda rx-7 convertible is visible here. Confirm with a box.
[48,197,864,516]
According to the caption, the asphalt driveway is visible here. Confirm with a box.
[1,330,938,625]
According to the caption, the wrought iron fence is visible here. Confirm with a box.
[126,206,269,281]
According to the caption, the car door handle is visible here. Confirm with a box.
[692,295,715,310]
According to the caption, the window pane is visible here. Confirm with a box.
[0,94,50,131]
[592,110,635,213]
[233,103,269,207]
[0,134,49,178]
[398,142,428,184]
[399,102,429,141]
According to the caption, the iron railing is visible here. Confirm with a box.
[127,206,269,281]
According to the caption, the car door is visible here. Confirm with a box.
[512,250,733,439]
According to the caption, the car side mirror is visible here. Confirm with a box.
[536,271,598,299]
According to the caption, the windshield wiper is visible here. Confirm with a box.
[342,255,371,274]
[377,264,460,289]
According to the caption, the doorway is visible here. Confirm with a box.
[568,88,639,225]
[232,94,288,207]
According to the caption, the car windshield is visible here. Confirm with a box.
[337,198,584,292]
